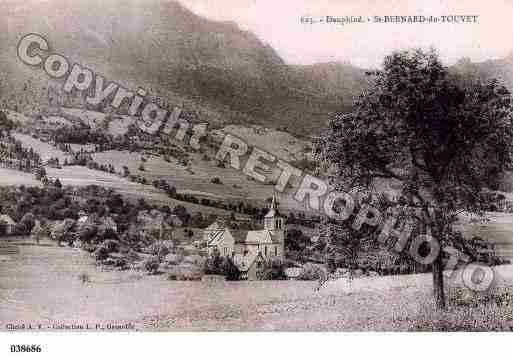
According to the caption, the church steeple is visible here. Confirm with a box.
[264,192,284,231]
[270,192,277,211]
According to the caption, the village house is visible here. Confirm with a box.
[204,195,286,280]
[78,212,118,233]
[137,209,175,240]
[0,214,16,235]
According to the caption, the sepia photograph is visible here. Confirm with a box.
[2,1,513,352]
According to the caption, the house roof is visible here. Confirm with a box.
[231,230,275,245]
[78,213,102,226]
[138,210,170,230]
[168,215,183,226]
[205,220,225,231]
[103,216,117,229]
[0,214,15,225]
[206,229,226,246]
[78,215,89,223]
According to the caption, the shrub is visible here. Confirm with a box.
[78,224,99,243]
[449,286,513,308]
[211,177,222,185]
[296,263,326,280]
[78,272,90,285]
[183,255,205,267]
[409,287,513,331]
[143,256,160,274]
[222,257,241,281]
[164,253,183,265]
[167,264,202,281]
[102,258,117,266]
[114,257,128,269]
[204,250,224,275]
[35,167,47,180]
[148,241,171,259]
[17,213,36,235]
[124,249,141,262]
[81,242,97,253]
[257,258,287,280]
[102,239,119,253]
[94,245,110,261]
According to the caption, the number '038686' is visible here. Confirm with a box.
[10,345,42,353]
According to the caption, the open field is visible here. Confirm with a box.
[91,149,306,211]
[4,109,313,212]
[219,125,310,162]
[0,166,232,216]
[2,109,34,125]
[0,168,41,187]
[44,166,233,216]
[11,132,70,162]
[2,237,513,331]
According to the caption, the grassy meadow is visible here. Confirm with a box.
[2,237,513,331]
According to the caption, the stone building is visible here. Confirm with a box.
[204,194,286,279]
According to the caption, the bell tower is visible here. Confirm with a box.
[264,193,285,256]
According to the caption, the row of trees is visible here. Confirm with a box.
[147,177,294,221]
[0,137,42,173]
[53,125,112,145]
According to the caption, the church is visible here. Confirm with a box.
[203,195,286,280]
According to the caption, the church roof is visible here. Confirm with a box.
[247,230,274,244]
[206,228,278,246]
[264,208,281,218]
[231,230,274,245]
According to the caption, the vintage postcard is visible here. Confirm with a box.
[1,0,513,346]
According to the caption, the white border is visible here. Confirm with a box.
[0,332,509,359]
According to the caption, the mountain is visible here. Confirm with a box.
[2,0,368,136]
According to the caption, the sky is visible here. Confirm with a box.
[178,0,513,68]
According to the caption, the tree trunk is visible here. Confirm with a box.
[430,207,446,310]
[432,247,446,310]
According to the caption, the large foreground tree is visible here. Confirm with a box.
[322,49,513,309]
